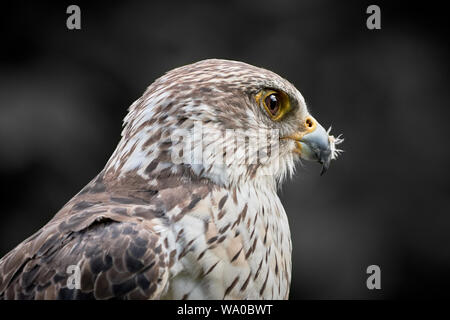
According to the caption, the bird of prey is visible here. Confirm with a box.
[0,59,342,300]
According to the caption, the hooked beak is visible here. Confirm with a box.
[297,121,332,175]
[283,116,343,175]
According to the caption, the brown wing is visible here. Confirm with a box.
[0,210,168,300]
[0,170,213,300]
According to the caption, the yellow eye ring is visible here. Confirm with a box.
[256,89,291,121]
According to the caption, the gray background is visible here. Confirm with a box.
[0,0,449,299]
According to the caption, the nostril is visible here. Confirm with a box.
[306,118,313,128]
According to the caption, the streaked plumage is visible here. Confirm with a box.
[0,59,342,299]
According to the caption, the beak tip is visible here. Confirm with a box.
[319,163,329,176]
[319,155,331,176]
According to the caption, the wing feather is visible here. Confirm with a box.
[0,205,168,300]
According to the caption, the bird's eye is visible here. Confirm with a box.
[264,94,280,116]
[256,89,291,121]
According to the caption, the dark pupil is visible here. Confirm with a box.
[266,94,279,114]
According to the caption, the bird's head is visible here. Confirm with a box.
[105,59,343,189]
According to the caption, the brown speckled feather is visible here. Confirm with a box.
[0,173,166,299]
[0,171,212,300]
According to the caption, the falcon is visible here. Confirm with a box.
[0,59,342,300]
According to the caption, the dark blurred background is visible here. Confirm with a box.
[1,0,449,299]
